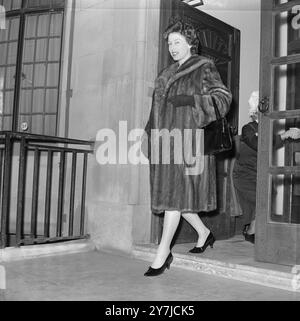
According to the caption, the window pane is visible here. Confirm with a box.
[0,10,5,32]
[25,15,37,38]
[5,66,16,89]
[32,89,44,113]
[44,114,56,136]
[22,64,33,88]
[34,63,46,87]
[7,41,18,64]
[4,90,13,114]
[0,27,9,42]
[2,115,12,130]
[45,89,57,113]
[23,39,35,63]
[26,0,65,9]
[19,89,32,114]
[2,0,12,11]
[0,71,3,115]
[52,0,65,7]
[271,118,300,167]
[49,13,62,36]
[271,173,300,224]
[27,0,50,8]
[9,18,20,41]
[48,38,60,61]
[47,63,59,86]
[12,0,22,10]
[36,38,48,62]
[274,9,300,57]
[0,43,7,65]
[0,66,4,86]
[273,62,300,111]
[31,114,44,134]
[41,0,52,8]
[37,14,49,37]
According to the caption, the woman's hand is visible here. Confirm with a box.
[168,95,195,108]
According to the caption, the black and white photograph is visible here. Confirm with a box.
[0,0,300,307]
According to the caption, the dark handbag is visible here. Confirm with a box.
[204,97,233,155]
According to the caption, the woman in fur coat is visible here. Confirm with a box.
[144,17,232,277]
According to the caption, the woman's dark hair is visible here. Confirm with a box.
[163,15,200,54]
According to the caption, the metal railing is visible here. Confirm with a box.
[0,131,94,248]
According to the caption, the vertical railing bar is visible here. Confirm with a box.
[0,135,13,249]
[56,151,66,237]
[80,152,88,236]
[44,150,53,238]
[16,137,27,246]
[69,152,77,237]
[30,148,40,239]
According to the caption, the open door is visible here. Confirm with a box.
[256,0,300,265]
[151,0,240,244]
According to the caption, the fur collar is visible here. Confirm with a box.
[162,55,211,98]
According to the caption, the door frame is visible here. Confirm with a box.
[256,0,300,265]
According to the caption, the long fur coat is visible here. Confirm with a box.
[145,54,232,214]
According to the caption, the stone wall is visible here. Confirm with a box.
[68,0,160,252]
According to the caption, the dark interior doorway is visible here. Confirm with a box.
[151,0,241,245]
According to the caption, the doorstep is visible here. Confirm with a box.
[133,235,299,293]
[0,239,96,263]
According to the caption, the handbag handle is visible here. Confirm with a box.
[211,96,222,120]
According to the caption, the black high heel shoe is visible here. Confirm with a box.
[144,253,173,277]
[189,232,215,254]
[244,233,255,244]
[242,224,250,236]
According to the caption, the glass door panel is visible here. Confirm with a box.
[0,16,20,130]
[0,1,64,134]
[257,0,300,265]
[274,8,300,57]
[271,173,300,224]
[19,12,63,135]
[272,118,300,167]
[273,62,300,111]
